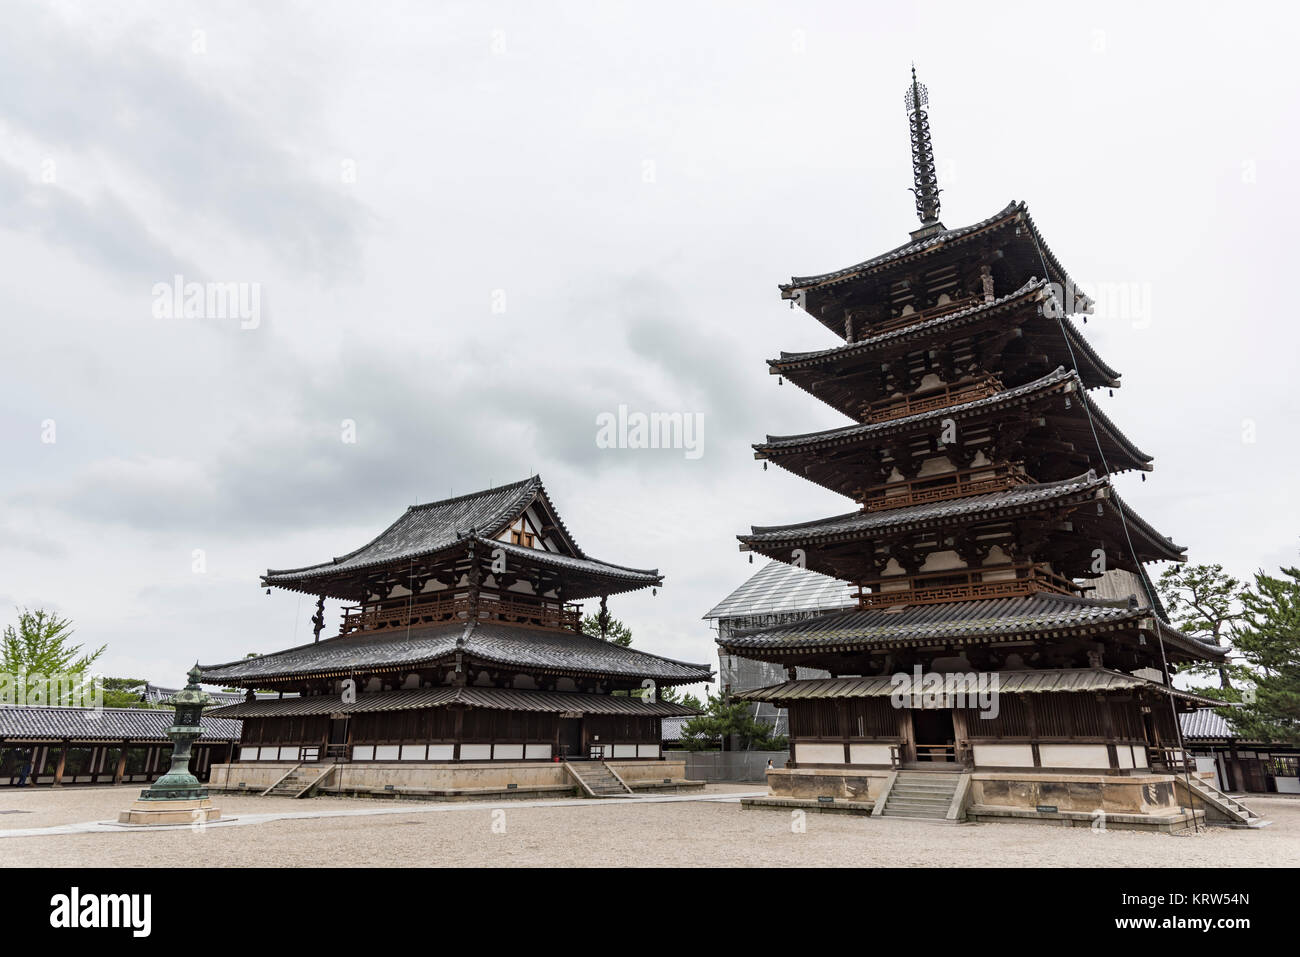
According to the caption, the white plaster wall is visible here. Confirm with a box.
[921,550,965,572]
[972,744,1034,767]
[848,744,894,765]
[1038,744,1111,769]
[797,742,845,764]
[917,456,956,477]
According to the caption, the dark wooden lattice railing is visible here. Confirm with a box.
[866,295,982,338]
[857,462,1030,512]
[341,592,582,635]
[860,375,1003,424]
[855,562,1080,609]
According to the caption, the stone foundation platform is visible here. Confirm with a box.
[208,759,699,801]
[118,797,222,826]
[750,767,1211,833]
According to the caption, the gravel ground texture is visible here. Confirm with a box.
[2,784,1298,867]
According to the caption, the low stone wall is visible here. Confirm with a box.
[764,767,892,804]
[209,758,691,798]
[970,771,1182,816]
[750,768,1204,832]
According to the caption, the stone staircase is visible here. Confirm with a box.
[879,771,962,821]
[1178,775,1269,828]
[566,760,633,798]
[261,764,333,799]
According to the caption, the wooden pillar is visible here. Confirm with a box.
[114,741,128,784]
[52,742,68,787]
[951,708,970,767]
[1025,697,1041,768]
[1099,693,1118,770]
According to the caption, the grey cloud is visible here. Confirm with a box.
[0,160,199,284]
[0,5,368,281]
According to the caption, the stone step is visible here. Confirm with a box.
[889,790,951,806]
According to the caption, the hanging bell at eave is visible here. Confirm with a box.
[748,553,754,564]
[1064,396,1071,409]
[762,461,768,471]
[778,377,783,386]
[1108,389,1114,397]
[1141,473,1146,482]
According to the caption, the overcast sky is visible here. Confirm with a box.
[2,1,1298,690]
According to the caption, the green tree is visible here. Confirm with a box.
[678,692,787,751]
[1,609,104,682]
[581,613,633,647]
[1229,565,1300,744]
[100,677,155,709]
[1158,563,1244,690]
[658,685,704,711]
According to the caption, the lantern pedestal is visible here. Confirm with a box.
[118,797,222,826]
[119,665,223,827]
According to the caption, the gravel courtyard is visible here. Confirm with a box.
[2,784,1298,867]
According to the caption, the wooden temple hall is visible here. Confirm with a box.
[200,477,712,798]
[723,70,1253,829]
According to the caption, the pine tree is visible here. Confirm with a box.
[1158,563,1244,691]
[1230,565,1300,744]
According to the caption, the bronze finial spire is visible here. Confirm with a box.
[905,64,942,227]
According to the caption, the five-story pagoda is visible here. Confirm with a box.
[724,71,1231,828]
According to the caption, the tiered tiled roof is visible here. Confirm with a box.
[200,619,713,686]
[264,476,662,600]
[780,202,1082,303]
[0,705,241,741]
[771,279,1120,396]
[754,367,1152,485]
[739,471,1184,564]
[737,668,1225,706]
[208,686,698,720]
[717,593,1223,661]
